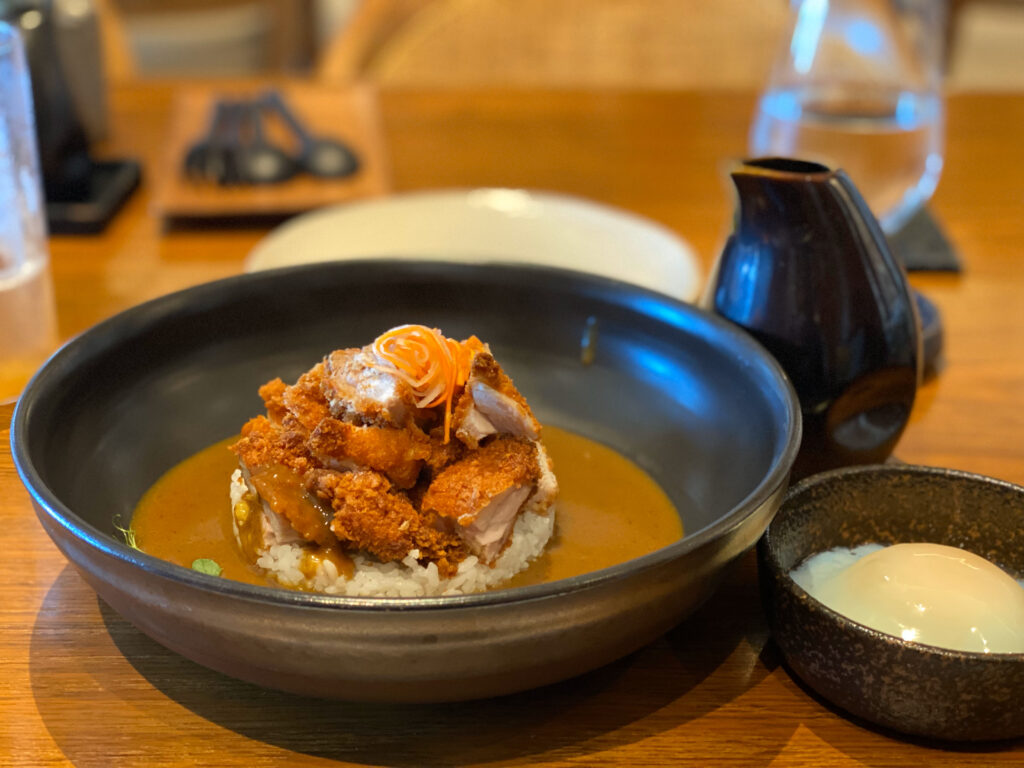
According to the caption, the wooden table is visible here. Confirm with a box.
[3,84,1023,766]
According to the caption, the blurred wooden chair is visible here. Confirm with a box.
[318,0,791,89]
[107,0,317,77]
[946,0,1024,90]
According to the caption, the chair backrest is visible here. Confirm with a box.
[319,0,792,89]
[946,0,1024,90]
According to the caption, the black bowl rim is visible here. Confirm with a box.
[13,258,801,611]
[763,462,1024,662]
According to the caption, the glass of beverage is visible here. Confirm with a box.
[749,0,946,234]
[1,21,58,404]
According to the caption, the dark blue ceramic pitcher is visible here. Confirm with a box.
[706,157,922,479]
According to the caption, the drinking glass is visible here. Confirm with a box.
[749,0,946,234]
[1,21,58,404]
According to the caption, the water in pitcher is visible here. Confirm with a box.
[750,84,944,233]
[0,254,58,403]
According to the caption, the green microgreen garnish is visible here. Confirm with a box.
[113,516,140,551]
[191,558,222,577]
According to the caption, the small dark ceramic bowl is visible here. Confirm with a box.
[13,260,800,702]
[759,464,1024,741]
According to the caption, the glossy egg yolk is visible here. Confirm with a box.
[798,543,1024,654]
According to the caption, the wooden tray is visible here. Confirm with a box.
[154,83,390,219]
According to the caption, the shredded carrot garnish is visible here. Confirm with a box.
[371,325,483,442]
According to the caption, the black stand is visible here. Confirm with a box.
[46,159,141,235]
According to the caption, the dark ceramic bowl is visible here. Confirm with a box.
[13,260,800,701]
[759,464,1024,741]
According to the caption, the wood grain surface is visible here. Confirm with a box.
[3,84,1024,766]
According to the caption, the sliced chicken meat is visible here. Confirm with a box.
[232,469,306,562]
[421,436,542,561]
[322,347,425,428]
[246,463,336,547]
[452,352,541,448]
[525,441,558,516]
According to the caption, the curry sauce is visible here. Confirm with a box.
[131,426,683,590]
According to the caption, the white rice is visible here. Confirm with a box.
[229,469,555,597]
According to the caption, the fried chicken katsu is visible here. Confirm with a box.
[228,325,558,595]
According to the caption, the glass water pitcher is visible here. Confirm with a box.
[749,0,947,234]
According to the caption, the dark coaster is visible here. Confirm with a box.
[46,159,141,235]
[887,207,961,272]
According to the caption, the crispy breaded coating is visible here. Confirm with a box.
[309,468,466,576]
[468,353,527,404]
[235,337,557,579]
[308,418,430,489]
[259,378,289,424]
[424,425,468,475]
[422,436,540,525]
[231,416,316,475]
[282,362,332,433]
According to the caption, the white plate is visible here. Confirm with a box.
[244,188,702,301]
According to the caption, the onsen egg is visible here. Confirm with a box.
[791,543,1024,654]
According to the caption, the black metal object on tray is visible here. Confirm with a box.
[180,91,360,187]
